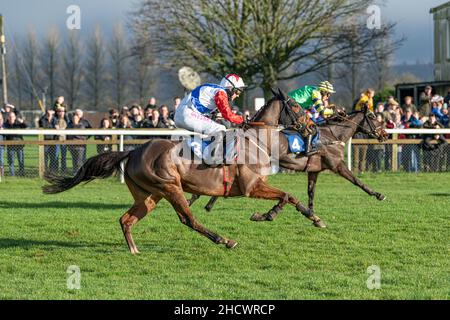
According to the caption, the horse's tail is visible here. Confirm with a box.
[42,151,131,194]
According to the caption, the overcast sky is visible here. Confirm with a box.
[0,0,446,64]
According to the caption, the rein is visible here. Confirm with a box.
[334,112,379,138]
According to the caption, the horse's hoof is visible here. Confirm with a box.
[377,194,386,201]
[226,240,238,249]
[313,220,327,228]
[205,206,213,212]
[250,213,266,221]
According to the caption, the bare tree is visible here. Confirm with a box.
[109,23,130,107]
[131,35,154,106]
[8,46,25,108]
[132,0,402,97]
[42,27,60,106]
[61,31,84,110]
[85,26,106,109]
[23,30,41,109]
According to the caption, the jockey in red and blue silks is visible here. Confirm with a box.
[174,74,247,164]
[174,74,246,135]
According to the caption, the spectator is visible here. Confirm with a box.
[120,106,130,117]
[109,108,120,128]
[402,96,417,114]
[132,114,143,129]
[170,96,181,120]
[0,113,4,177]
[75,109,92,129]
[4,112,27,177]
[95,118,113,154]
[38,109,58,173]
[118,115,135,151]
[444,87,450,106]
[68,114,87,174]
[2,103,22,120]
[146,97,157,110]
[402,109,422,172]
[74,109,92,163]
[354,88,375,112]
[431,95,445,121]
[421,115,447,172]
[54,107,68,173]
[53,96,68,112]
[159,105,175,129]
[419,85,433,116]
[367,113,385,172]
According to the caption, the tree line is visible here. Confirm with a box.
[7,24,154,111]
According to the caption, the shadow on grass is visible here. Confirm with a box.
[0,201,127,211]
[428,193,450,197]
[0,238,92,249]
[0,237,184,255]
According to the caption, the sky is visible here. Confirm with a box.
[0,0,447,64]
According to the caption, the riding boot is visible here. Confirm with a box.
[306,135,319,156]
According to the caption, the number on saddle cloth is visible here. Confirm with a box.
[284,131,320,154]
[186,136,239,161]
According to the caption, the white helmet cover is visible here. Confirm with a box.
[220,74,247,91]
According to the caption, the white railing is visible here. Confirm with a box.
[0,128,449,180]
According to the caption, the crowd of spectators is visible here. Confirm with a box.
[353,85,450,173]
[1,87,449,177]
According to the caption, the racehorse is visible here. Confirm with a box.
[188,89,389,222]
[42,93,324,254]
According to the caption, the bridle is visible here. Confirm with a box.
[334,111,384,140]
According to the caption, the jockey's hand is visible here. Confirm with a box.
[321,108,334,118]
[241,118,251,130]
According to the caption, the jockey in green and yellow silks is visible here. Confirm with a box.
[288,81,336,156]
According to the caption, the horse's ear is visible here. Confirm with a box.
[278,88,287,101]
[270,87,278,98]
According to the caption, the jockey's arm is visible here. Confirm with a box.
[214,91,244,125]
[311,90,325,114]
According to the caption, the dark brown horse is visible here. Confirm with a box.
[42,95,324,254]
[189,90,389,222]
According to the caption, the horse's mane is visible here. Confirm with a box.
[249,94,280,122]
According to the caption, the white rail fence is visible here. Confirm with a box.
[0,128,449,182]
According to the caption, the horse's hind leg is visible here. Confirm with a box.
[336,161,386,201]
[119,195,161,255]
[308,172,318,212]
[187,194,200,207]
[248,179,326,228]
[167,188,237,249]
[205,196,219,212]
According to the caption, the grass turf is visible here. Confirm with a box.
[0,172,449,300]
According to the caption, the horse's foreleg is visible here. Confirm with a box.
[168,189,237,249]
[248,179,325,228]
[336,162,386,201]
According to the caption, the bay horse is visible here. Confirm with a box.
[42,94,324,254]
[189,90,389,222]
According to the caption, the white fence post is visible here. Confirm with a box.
[347,138,352,171]
[119,134,125,184]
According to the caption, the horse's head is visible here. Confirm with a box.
[355,105,389,142]
[250,88,303,127]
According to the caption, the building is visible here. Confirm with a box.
[431,1,450,81]
[395,2,450,104]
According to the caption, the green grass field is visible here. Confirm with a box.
[0,173,449,300]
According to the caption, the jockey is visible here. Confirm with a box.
[174,74,247,164]
[288,81,336,155]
